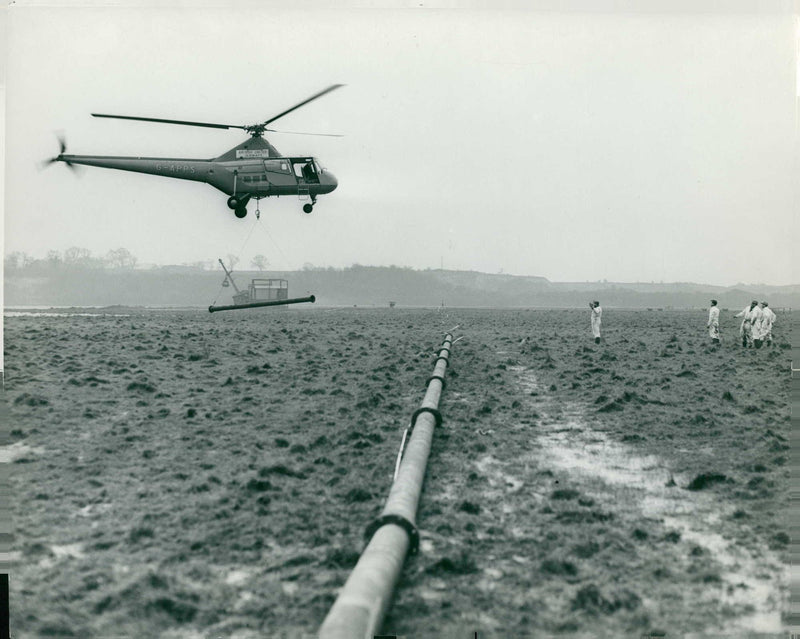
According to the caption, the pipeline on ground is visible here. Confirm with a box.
[208,295,316,313]
[318,326,458,639]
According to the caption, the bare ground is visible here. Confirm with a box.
[4,308,790,638]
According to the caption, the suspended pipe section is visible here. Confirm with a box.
[208,295,316,313]
[318,327,458,639]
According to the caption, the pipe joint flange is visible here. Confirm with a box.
[425,374,447,391]
[410,406,443,430]
[434,355,450,368]
[437,347,451,359]
[364,513,420,555]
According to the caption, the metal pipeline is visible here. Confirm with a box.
[318,330,456,639]
[208,295,315,313]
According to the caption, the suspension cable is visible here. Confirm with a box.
[253,214,293,269]
[210,216,261,307]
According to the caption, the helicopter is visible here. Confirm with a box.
[46,85,342,218]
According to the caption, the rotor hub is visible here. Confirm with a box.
[245,124,267,137]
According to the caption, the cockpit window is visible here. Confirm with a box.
[264,160,291,174]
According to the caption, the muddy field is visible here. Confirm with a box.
[4,307,790,638]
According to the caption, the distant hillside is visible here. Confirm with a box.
[4,264,798,309]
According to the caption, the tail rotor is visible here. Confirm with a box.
[41,135,81,173]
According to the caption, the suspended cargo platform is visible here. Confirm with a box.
[232,278,289,306]
[212,259,314,312]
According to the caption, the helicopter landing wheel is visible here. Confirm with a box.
[303,203,313,214]
[227,196,240,210]
[234,206,247,219]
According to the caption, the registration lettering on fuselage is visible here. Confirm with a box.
[155,163,196,173]
[236,149,271,159]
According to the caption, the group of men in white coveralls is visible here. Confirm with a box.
[706,299,777,348]
[590,299,777,348]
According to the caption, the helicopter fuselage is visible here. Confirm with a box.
[56,136,337,217]
[57,154,337,196]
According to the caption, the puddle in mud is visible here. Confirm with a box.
[4,312,132,318]
[1,442,45,463]
[663,519,783,632]
[225,568,254,586]
[475,455,524,494]
[38,543,86,569]
[512,365,787,635]
[76,503,113,518]
[51,544,85,559]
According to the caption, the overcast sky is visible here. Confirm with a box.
[3,1,798,285]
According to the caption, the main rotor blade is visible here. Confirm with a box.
[266,129,343,137]
[91,113,245,131]
[91,85,344,137]
[260,84,344,127]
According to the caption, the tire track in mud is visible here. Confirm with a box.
[509,364,786,636]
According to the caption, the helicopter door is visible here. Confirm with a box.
[263,159,296,187]
[292,159,320,184]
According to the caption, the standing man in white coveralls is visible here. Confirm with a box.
[734,300,758,348]
[707,300,720,344]
[750,301,765,349]
[590,301,602,344]
[760,302,776,346]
